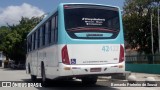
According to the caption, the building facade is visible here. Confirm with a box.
[0,51,6,67]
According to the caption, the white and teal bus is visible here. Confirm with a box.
[26,3,125,84]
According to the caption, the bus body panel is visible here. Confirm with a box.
[26,45,59,77]
[55,44,125,77]
[37,45,59,77]
[67,44,120,65]
[26,51,38,76]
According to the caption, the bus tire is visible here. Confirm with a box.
[28,63,31,74]
[82,76,97,85]
[41,63,48,86]
[31,75,37,81]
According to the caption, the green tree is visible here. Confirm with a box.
[123,0,159,54]
[0,26,10,59]
[0,16,43,63]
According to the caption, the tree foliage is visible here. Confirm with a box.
[0,26,10,57]
[123,0,160,54]
[0,16,43,62]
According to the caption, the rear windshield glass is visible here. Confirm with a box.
[64,5,120,39]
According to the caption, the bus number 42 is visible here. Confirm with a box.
[102,46,118,52]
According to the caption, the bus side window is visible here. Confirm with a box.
[42,24,46,46]
[51,16,55,44]
[33,32,36,50]
[45,22,48,45]
[32,33,34,50]
[35,31,38,49]
[27,38,30,52]
[31,35,33,51]
[48,20,52,44]
[27,38,28,52]
[55,15,58,43]
[37,29,40,48]
[29,36,31,52]
[40,27,43,47]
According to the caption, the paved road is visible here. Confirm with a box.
[0,67,160,90]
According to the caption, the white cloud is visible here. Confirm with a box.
[0,3,45,26]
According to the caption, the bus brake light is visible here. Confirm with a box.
[119,45,124,63]
[64,5,70,9]
[62,45,70,65]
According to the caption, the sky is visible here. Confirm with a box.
[0,0,125,26]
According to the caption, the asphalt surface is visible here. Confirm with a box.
[0,67,160,90]
[131,72,160,81]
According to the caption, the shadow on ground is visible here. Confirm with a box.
[1,67,25,71]
[22,78,119,90]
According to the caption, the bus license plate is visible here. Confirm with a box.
[90,68,101,72]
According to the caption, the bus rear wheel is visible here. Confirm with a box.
[41,64,49,86]
[29,64,37,81]
[31,75,37,81]
[81,76,97,85]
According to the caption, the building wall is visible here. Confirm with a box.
[0,51,6,61]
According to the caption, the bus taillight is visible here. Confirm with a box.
[61,45,70,65]
[119,45,124,63]
[64,5,70,9]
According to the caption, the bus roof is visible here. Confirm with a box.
[60,3,120,9]
[27,3,120,37]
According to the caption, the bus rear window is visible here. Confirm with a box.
[64,5,120,39]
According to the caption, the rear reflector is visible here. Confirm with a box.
[64,67,71,70]
[119,45,124,63]
[119,65,124,68]
[61,45,70,65]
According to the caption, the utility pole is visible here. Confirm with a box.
[158,3,160,52]
[151,13,154,55]
[151,12,154,64]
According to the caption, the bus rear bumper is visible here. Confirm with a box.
[58,62,125,77]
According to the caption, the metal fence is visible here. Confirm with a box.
[125,55,160,64]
